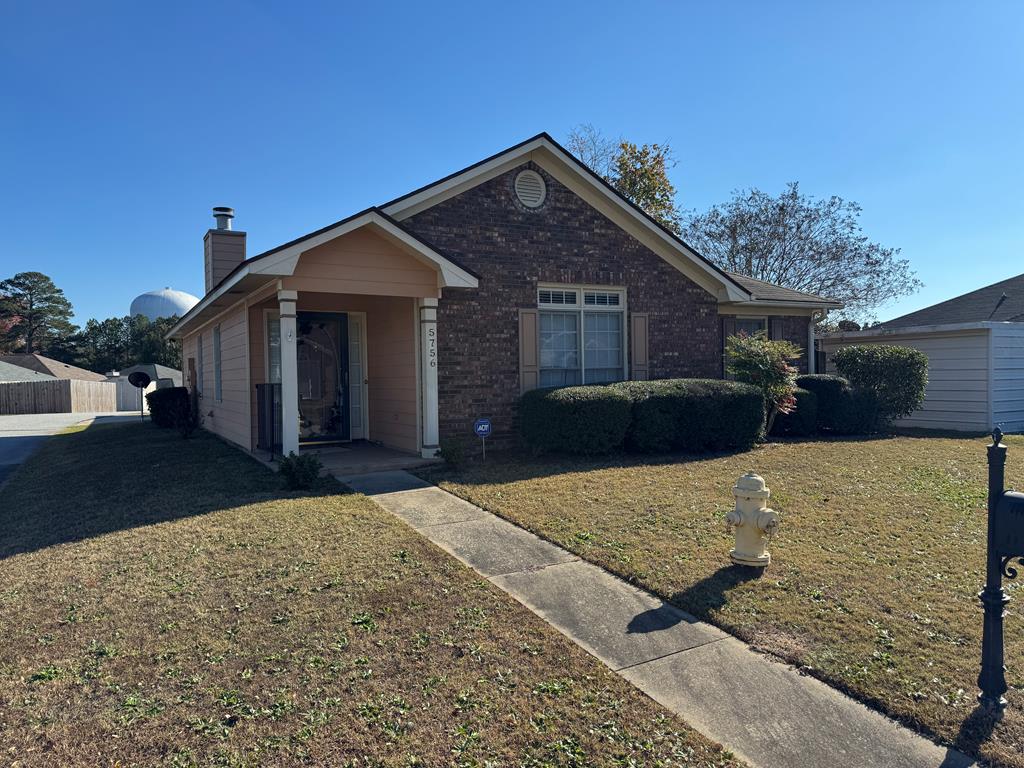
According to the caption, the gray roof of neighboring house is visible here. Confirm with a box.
[116,363,183,387]
[876,272,1024,329]
[725,272,841,306]
[0,360,58,383]
[0,353,107,382]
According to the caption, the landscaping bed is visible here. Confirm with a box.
[0,422,742,767]
[422,434,1024,767]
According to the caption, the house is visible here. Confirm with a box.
[167,133,840,458]
[0,360,57,383]
[0,353,107,382]
[820,272,1024,432]
[107,364,183,413]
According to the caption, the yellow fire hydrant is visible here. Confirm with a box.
[725,472,779,567]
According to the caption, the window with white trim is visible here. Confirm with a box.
[735,317,767,336]
[539,286,626,386]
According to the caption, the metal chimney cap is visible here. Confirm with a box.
[212,206,235,230]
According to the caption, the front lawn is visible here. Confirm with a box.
[0,422,741,767]
[422,434,1024,768]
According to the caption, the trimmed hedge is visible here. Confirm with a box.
[795,373,883,435]
[617,379,765,453]
[519,379,765,455]
[146,387,190,428]
[833,345,928,424]
[519,385,633,455]
[770,387,818,437]
[795,375,850,432]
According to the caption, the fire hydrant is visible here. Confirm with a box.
[725,472,779,567]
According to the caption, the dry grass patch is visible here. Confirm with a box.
[0,422,742,767]
[423,434,1024,767]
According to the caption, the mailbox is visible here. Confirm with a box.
[994,491,1024,559]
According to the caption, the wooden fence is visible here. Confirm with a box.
[0,379,117,415]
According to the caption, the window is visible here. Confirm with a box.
[538,285,626,386]
[213,324,223,402]
[196,333,204,395]
[735,317,767,336]
[266,312,281,384]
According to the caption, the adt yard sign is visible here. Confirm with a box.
[473,418,492,459]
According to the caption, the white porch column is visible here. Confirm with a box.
[278,289,300,457]
[419,297,439,458]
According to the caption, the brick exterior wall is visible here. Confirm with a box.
[774,315,812,374]
[402,162,726,446]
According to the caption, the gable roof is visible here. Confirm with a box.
[117,363,183,387]
[170,132,842,340]
[876,272,1024,329]
[0,353,107,382]
[725,273,843,307]
[168,209,480,338]
[381,132,752,303]
[0,360,58,383]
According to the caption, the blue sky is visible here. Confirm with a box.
[2,1,1021,325]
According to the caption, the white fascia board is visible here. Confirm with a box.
[165,265,252,340]
[384,137,749,303]
[820,321,1007,341]
[721,299,844,313]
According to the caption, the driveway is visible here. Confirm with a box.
[0,412,133,486]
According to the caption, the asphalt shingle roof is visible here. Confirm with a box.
[725,272,839,305]
[0,354,107,382]
[0,360,58,383]
[877,272,1024,329]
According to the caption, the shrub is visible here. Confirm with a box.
[146,387,189,429]
[437,437,466,467]
[278,452,323,490]
[833,345,928,425]
[615,379,765,453]
[519,385,633,455]
[770,387,818,437]
[174,387,202,438]
[725,332,802,434]
[796,375,851,432]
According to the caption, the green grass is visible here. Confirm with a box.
[421,434,1024,768]
[0,422,742,767]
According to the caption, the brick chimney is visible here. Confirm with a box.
[204,206,246,293]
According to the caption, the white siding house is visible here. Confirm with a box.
[820,322,1024,433]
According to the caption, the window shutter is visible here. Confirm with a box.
[630,313,649,380]
[769,317,783,340]
[519,309,539,393]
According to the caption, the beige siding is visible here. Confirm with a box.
[288,228,438,298]
[822,329,990,431]
[993,324,1024,431]
[184,306,251,450]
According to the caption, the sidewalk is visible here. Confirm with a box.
[340,469,976,768]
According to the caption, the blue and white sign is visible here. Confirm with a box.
[473,418,492,438]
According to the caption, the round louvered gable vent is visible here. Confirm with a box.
[514,169,546,208]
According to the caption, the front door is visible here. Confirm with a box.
[297,312,349,443]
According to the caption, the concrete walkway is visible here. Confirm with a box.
[341,469,976,768]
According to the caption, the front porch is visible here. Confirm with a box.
[301,441,439,476]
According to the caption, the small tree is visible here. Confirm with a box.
[726,332,802,435]
[0,271,77,355]
[833,345,928,425]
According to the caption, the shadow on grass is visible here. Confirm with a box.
[940,705,1002,767]
[626,565,764,636]
[0,418,344,561]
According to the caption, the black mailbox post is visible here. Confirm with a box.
[979,428,1023,710]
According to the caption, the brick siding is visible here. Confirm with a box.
[402,162,728,446]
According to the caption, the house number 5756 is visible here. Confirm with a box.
[427,327,437,368]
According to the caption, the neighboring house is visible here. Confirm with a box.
[0,360,57,383]
[167,133,840,457]
[0,353,108,382]
[107,364,183,413]
[820,272,1024,432]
